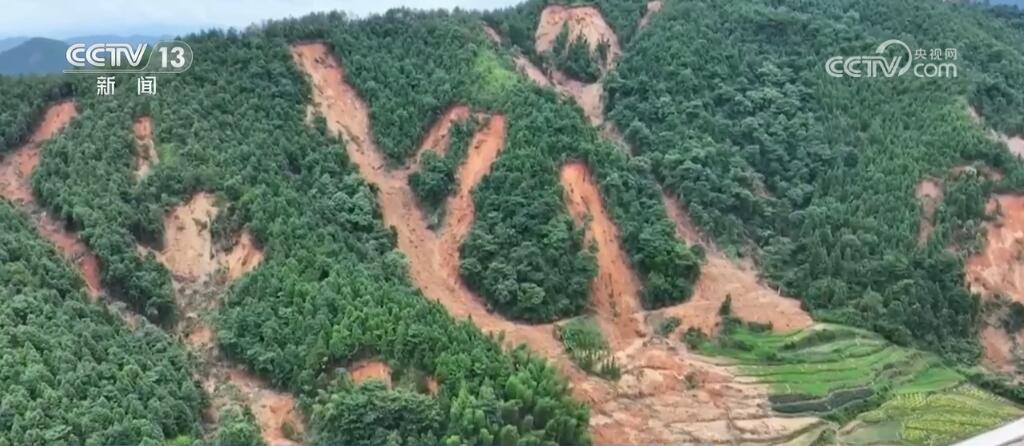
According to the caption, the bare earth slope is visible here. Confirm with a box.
[132,116,159,180]
[561,161,645,349]
[290,42,568,361]
[293,38,825,444]
[0,101,102,298]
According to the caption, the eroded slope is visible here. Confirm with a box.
[561,161,645,349]
[290,42,567,361]
[0,101,101,298]
[293,37,829,445]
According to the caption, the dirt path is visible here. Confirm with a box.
[132,116,159,180]
[561,161,645,349]
[0,101,102,299]
[916,178,943,246]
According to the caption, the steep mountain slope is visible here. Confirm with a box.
[0,37,69,75]
[0,37,29,53]
[4,0,1024,445]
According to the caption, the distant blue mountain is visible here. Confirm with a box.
[0,37,29,53]
[0,34,167,76]
[0,37,71,75]
[65,34,171,47]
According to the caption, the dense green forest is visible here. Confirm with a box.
[410,117,478,226]
[599,0,1024,360]
[6,0,1024,443]
[0,76,69,151]
[546,24,604,83]
[0,203,202,445]
[273,9,699,320]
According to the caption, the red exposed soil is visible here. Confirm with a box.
[981,325,1019,374]
[291,42,569,363]
[417,105,471,162]
[535,5,621,70]
[482,24,502,45]
[916,178,943,246]
[222,230,264,282]
[561,161,645,349]
[0,101,102,299]
[188,325,214,347]
[153,193,221,280]
[146,192,264,282]
[226,368,304,446]
[551,70,607,126]
[132,116,159,179]
[967,195,1024,302]
[348,360,393,387]
[292,41,825,446]
[637,1,663,31]
[513,52,553,88]
[659,194,813,334]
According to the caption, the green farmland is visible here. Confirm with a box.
[694,324,1022,445]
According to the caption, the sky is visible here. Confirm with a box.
[0,0,523,39]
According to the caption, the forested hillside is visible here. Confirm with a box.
[4,0,1024,444]
[0,202,202,445]
[600,0,1024,360]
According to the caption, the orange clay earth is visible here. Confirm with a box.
[292,40,822,445]
[0,101,102,298]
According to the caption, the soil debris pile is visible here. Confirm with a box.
[215,368,304,446]
[659,194,813,334]
[967,195,1024,303]
[0,101,101,298]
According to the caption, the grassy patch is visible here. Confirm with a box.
[556,317,620,380]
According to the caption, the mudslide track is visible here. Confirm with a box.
[503,6,820,443]
[131,118,293,444]
[293,37,826,444]
[561,161,644,349]
[290,42,570,363]
[132,116,159,180]
[0,101,102,298]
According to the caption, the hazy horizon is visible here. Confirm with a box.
[0,0,524,39]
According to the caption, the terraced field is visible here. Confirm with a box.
[695,324,1023,444]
